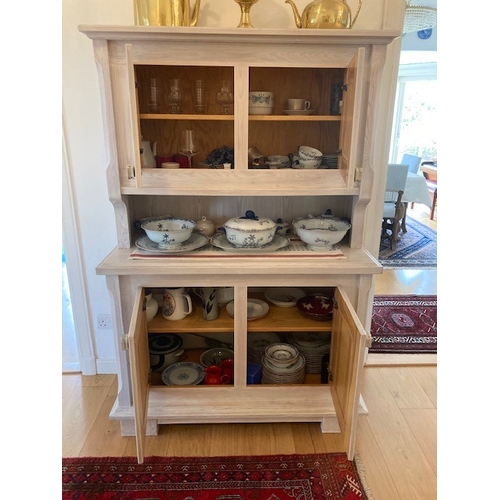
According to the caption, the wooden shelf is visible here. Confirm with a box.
[139,113,340,122]
[147,293,332,334]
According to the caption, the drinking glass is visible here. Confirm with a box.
[216,80,234,115]
[167,78,183,113]
[178,129,199,168]
[193,79,206,114]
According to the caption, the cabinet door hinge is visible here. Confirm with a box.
[342,84,348,92]
[127,164,136,179]
[354,167,363,182]
[121,334,129,350]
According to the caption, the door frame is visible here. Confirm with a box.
[62,115,97,375]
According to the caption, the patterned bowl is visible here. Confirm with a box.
[296,295,334,321]
[264,343,299,367]
[292,217,351,250]
[142,217,196,249]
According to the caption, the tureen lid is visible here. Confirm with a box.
[224,210,277,231]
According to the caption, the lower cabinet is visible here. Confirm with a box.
[119,283,368,463]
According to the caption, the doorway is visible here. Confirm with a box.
[62,245,80,372]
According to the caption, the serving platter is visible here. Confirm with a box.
[135,233,209,253]
[211,234,289,253]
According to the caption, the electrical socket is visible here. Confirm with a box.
[97,314,112,329]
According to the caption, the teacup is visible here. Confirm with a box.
[249,91,274,115]
[204,365,230,385]
[298,145,322,160]
[287,98,311,111]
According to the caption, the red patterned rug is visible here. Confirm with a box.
[370,295,437,353]
[62,453,371,499]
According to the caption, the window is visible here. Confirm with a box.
[390,61,437,163]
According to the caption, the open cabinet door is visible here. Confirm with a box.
[330,288,368,460]
[127,287,150,464]
[338,47,365,187]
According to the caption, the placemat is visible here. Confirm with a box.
[129,240,347,259]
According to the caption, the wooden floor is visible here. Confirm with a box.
[62,203,437,500]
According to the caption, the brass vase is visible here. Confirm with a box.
[234,0,259,28]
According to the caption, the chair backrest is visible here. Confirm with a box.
[385,163,409,202]
[401,153,422,174]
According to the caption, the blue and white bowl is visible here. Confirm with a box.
[293,216,351,250]
[141,217,196,249]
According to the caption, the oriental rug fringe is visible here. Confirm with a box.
[62,452,372,500]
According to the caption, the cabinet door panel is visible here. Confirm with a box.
[331,287,367,459]
[128,287,150,464]
[339,48,364,187]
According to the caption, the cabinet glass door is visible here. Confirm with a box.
[135,65,235,171]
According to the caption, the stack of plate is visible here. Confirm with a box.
[287,332,331,374]
[321,153,339,169]
[247,332,281,364]
[262,352,306,384]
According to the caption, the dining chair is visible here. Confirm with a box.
[381,163,409,248]
[423,172,437,220]
[401,153,422,174]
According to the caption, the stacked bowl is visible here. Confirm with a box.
[261,342,306,384]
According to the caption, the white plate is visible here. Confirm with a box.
[264,287,306,307]
[161,362,205,386]
[212,234,290,253]
[283,109,315,116]
[135,233,209,254]
[226,299,270,320]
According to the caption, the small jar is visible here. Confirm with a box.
[196,216,215,237]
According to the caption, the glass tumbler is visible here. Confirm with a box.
[193,79,206,114]
[167,78,183,113]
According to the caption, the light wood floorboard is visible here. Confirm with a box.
[61,203,438,498]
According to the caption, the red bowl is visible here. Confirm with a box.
[296,295,334,321]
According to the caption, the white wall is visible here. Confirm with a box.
[62,0,404,374]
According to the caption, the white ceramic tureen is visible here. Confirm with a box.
[223,210,277,248]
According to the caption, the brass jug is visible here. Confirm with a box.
[134,0,201,27]
[285,0,362,29]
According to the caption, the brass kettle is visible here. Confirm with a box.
[285,0,362,29]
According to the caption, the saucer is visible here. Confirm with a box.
[135,233,209,254]
[211,234,290,253]
[283,109,314,116]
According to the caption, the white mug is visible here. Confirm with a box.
[162,287,193,321]
[287,98,311,111]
